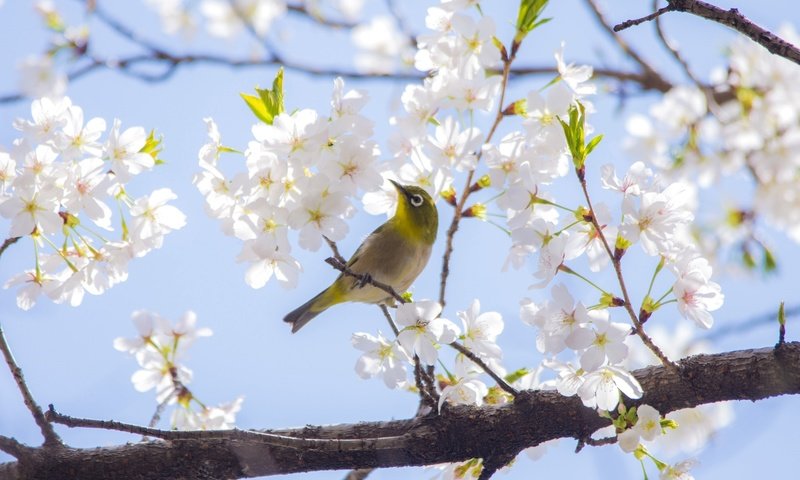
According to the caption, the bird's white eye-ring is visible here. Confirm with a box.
[410,194,424,207]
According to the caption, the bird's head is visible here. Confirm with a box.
[390,180,438,245]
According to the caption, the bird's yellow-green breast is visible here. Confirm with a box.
[283,181,438,333]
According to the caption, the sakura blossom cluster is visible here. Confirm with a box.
[352,299,507,412]
[0,97,186,310]
[114,310,243,430]
[361,0,505,213]
[625,25,800,264]
[195,77,383,289]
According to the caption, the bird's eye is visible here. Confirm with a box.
[410,194,424,207]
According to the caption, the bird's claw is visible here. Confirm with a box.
[356,273,372,289]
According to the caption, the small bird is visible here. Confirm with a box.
[283,180,438,333]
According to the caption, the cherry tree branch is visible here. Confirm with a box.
[2,342,797,479]
[449,342,518,396]
[574,171,678,371]
[343,469,373,480]
[324,257,406,304]
[0,435,31,460]
[0,325,62,447]
[651,0,704,88]
[439,52,514,310]
[0,237,19,258]
[615,0,800,66]
[584,0,665,82]
[286,4,357,30]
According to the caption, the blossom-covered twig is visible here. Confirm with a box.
[439,53,514,309]
[0,326,62,446]
[575,173,679,372]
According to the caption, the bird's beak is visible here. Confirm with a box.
[389,180,406,196]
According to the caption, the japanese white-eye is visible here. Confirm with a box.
[283,181,438,333]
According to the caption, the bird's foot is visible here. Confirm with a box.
[357,273,372,289]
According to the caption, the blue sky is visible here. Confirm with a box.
[1,1,799,479]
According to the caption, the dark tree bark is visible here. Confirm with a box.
[2,342,798,480]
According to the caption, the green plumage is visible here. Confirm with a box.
[283,182,438,333]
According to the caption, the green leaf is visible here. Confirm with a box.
[241,67,286,124]
[585,134,604,156]
[217,145,241,154]
[240,93,270,124]
[763,245,777,272]
[139,130,165,165]
[503,368,529,384]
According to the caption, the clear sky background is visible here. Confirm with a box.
[1,1,799,479]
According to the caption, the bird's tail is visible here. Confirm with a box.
[283,287,338,333]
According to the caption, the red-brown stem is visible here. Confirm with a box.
[438,57,514,309]
[575,175,678,371]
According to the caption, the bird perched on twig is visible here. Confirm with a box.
[283,180,438,333]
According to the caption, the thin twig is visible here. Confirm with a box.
[45,404,407,450]
[584,0,665,81]
[379,304,400,337]
[287,4,357,29]
[0,237,20,258]
[323,236,346,264]
[147,396,172,429]
[385,0,418,48]
[325,256,406,304]
[449,342,518,396]
[652,0,704,87]
[0,325,62,446]
[614,4,677,32]
[343,469,374,480]
[703,304,800,341]
[616,0,800,67]
[575,435,617,453]
[228,0,284,63]
[439,54,514,309]
[412,359,438,408]
[0,57,673,105]
[575,173,678,372]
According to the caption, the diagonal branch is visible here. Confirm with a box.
[0,325,62,447]
[449,342,518,396]
[4,343,799,479]
[584,0,666,82]
[615,0,800,66]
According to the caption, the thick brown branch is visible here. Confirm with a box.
[4,343,798,479]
